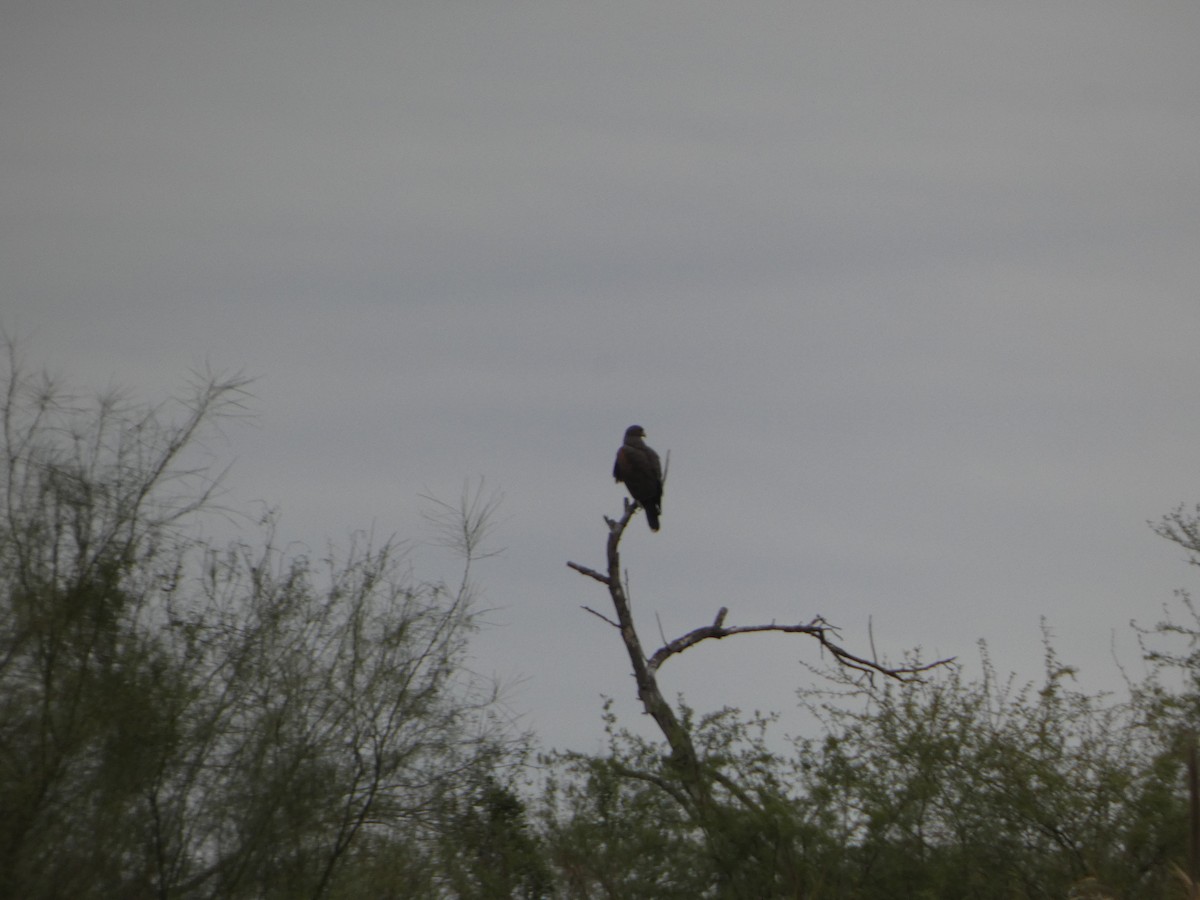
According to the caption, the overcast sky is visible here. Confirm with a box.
[4,2,1200,753]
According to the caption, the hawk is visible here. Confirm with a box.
[613,425,663,531]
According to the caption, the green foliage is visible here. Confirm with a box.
[538,703,712,898]
[537,636,1197,898]
[794,638,1186,898]
[435,776,555,899]
[0,347,523,899]
[535,700,828,899]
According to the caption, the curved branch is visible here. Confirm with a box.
[648,613,953,680]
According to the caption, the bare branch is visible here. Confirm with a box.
[565,561,609,585]
[567,496,956,830]
[647,612,953,680]
[581,605,620,628]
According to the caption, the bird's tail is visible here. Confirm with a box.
[645,505,660,532]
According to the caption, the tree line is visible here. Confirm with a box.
[1,345,1197,898]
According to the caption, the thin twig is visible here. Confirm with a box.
[566,560,609,585]
[582,605,620,628]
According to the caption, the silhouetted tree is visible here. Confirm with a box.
[0,341,524,899]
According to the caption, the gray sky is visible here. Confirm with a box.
[4,1,1200,752]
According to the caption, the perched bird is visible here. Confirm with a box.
[613,425,663,531]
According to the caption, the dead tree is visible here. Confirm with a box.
[567,497,954,888]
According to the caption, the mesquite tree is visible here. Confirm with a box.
[0,343,521,899]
